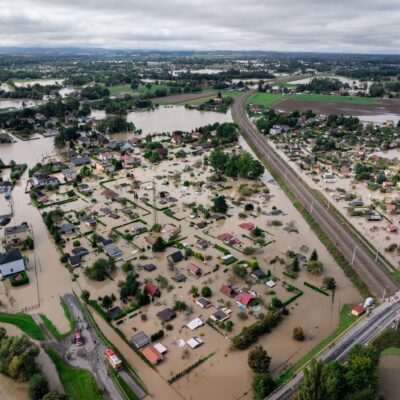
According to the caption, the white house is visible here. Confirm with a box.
[0,250,26,277]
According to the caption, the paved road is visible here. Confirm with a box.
[63,294,146,400]
[267,292,400,399]
[232,91,399,298]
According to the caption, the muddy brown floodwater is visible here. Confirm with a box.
[378,355,400,400]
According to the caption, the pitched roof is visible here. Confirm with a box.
[157,308,176,322]
[0,249,23,265]
[131,331,151,348]
[142,346,163,364]
[235,292,256,306]
[220,284,234,297]
[144,283,159,297]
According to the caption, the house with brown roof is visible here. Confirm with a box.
[187,263,202,276]
[144,283,160,298]
[220,284,236,297]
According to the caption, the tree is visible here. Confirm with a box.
[293,326,305,341]
[298,359,327,400]
[324,361,347,400]
[80,289,90,303]
[310,249,319,261]
[84,258,113,281]
[307,260,323,275]
[243,246,256,255]
[248,346,271,373]
[173,300,187,311]
[209,149,228,175]
[323,276,337,291]
[212,195,228,214]
[0,335,40,380]
[119,271,139,303]
[291,257,300,273]
[101,295,113,309]
[152,237,166,252]
[28,373,49,400]
[201,286,212,298]
[252,373,276,400]
[271,297,283,309]
[42,391,67,400]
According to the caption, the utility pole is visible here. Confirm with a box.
[351,246,357,265]
[382,285,387,303]
[152,179,157,227]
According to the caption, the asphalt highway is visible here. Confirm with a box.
[266,292,400,400]
[232,91,399,298]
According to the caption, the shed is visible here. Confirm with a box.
[131,331,151,349]
[187,317,204,331]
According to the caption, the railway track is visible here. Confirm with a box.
[232,91,399,298]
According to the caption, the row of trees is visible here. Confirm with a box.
[298,345,380,400]
[0,328,65,400]
[209,150,265,180]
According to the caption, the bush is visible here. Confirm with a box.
[165,324,173,331]
[28,373,50,400]
[293,326,305,341]
[10,271,30,287]
[201,286,212,298]
[151,330,164,341]
[243,246,256,255]
[72,240,81,247]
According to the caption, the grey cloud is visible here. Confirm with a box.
[0,0,399,52]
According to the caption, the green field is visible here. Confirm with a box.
[108,84,134,95]
[287,93,379,104]
[247,92,379,106]
[246,93,284,107]
[0,312,43,340]
[381,347,400,356]
[46,348,103,400]
[277,304,358,385]
[183,91,243,106]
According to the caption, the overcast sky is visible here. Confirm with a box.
[1,0,399,53]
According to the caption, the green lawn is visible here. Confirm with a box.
[46,348,103,400]
[276,304,358,385]
[391,271,400,284]
[108,84,134,95]
[0,312,43,340]
[246,93,284,107]
[381,347,400,356]
[288,93,379,104]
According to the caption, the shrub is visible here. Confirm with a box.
[293,326,305,341]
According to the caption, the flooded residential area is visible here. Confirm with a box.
[1,41,400,400]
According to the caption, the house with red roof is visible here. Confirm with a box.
[351,304,365,317]
[144,283,160,297]
[142,345,163,365]
[235,292,257,307]
[187,263,202,276]
[239,222,254,231]
[217,232,233,242]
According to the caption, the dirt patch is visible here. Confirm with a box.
[274,98,400,116]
